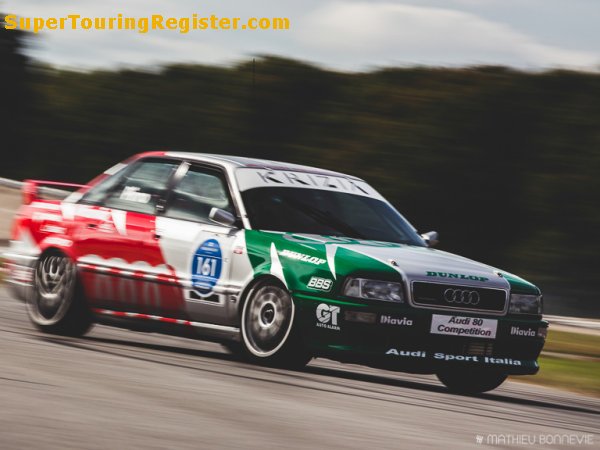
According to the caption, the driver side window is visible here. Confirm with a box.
[165,165,234,223]
[81,159,179,215]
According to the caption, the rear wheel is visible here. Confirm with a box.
[240,281,311,369]
[437,368,507,394]
[27,252,93,336]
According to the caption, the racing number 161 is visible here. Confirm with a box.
[196,256,218,277]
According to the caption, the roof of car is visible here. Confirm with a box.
[164,152,363,181]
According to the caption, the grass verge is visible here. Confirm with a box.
[515,355,600,397]
[512,328,600,397]
[543,329,600,359]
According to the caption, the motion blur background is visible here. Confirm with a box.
[1,1,599,317]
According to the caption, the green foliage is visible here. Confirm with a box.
[0,15,33,175]
[1,36,599,307]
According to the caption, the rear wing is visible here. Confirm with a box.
[22,180,88,205]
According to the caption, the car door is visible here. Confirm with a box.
[74,158,183,313]
[155,162,242,324]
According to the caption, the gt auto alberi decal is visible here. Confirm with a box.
[316,303,340,331]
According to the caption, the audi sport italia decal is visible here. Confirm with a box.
[384,349,525,366]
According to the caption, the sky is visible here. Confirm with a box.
[3,0,599,72]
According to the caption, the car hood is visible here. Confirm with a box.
[330,240,509,289]
[261,232,538,294]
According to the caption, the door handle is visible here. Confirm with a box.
[153,233,161,240]
[86,223,98,229]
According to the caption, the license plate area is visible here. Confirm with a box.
[430,314,497,339]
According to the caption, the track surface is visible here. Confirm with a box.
[1,287,598,449]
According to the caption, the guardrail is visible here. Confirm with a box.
[544,315,600,331]
[0,176,71,199]
[0,176,598,329]
[0,176,23,189]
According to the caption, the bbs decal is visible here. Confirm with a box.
[307,277,333,292]
[191,239,222,296]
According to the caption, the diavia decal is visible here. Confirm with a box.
[316,303,340,331]
[380,315,413,326]
[510,326,536,337]
[191,239,223,297]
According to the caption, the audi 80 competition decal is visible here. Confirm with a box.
[430,314,498,338]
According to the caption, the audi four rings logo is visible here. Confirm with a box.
[443,288,480,305]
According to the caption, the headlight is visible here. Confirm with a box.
[509,294,543,315]
[343,278,404,302]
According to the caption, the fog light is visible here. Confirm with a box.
[344,311,377,324]
[537,327,548,339]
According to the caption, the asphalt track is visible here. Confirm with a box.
[1,287,598,449]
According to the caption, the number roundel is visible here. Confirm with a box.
[191,239,223,296]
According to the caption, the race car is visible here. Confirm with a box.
[4,151,547,393]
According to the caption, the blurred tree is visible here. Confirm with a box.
[0,15,32,176]
[0,55,598,310]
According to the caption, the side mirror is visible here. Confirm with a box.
[209,207,236,227]
[421,231,439,247]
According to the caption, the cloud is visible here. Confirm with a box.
[4,0,599,71]
[296,2,599,70]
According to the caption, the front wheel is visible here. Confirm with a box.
[240,281,311,369]
[27,252,93,337]
[437,368,507,394]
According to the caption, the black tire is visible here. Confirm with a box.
[240,281,311,369]
[221,341,244,356]
[27,251,93,337]
[437,368,508,394]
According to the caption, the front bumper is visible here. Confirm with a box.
[295,293,547,375]
[2,250,36,302]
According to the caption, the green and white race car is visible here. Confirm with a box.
[6,152,547,393]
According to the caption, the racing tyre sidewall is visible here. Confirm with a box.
[437,368,508,394]
[240,281,311,368]
[27,251,93,336]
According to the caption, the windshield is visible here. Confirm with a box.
[241,187,425,246]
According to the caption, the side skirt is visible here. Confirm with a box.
[92,308,241,343]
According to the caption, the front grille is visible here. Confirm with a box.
[412,282,507,314]
[465,341,494,356]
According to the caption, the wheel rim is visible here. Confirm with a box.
[28,254,76,325]
[242,285,294,357]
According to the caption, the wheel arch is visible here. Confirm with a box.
[236,274,290,318]
[38,235,77,261]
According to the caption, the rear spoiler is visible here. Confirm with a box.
[22,180,88,205]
